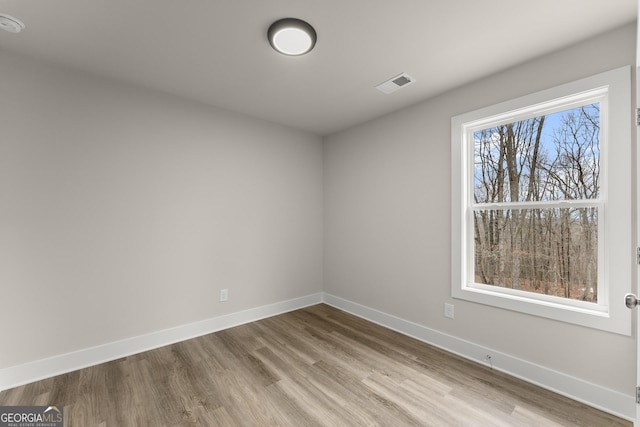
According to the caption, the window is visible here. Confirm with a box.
[451,67,631,335]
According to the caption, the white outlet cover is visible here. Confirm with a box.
[444,303,454,319]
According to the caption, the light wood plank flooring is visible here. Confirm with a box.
[0,304,631,426]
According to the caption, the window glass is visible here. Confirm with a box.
[473,207,598,302]
[473,104,600,203]
[472,104,600,302]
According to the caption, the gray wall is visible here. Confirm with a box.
[324,24,636,394]
[0,52,324,369]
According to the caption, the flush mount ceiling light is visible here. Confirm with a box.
[0,13,25,33]
[268,18,316,56]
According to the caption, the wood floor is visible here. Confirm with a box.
[0,304,631,426]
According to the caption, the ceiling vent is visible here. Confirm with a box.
[375,73,415,94]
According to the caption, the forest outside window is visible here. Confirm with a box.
[473,101,602,307]
[451,67,631,335]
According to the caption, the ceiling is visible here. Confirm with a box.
[0,1,636,136]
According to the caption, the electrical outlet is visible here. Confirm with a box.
[220,289,228,302]
[444,303,454,319]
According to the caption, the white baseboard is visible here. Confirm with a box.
[321,293,635,422]
[0,293,323,392]
[2,291,634,422]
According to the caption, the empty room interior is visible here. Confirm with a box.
[1,1,639,425]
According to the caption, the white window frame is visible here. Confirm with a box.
[451,66,631,335]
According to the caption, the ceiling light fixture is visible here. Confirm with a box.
[268,18,316,56]
[0,13,25,33]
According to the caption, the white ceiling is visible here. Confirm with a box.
[0,1,636,136]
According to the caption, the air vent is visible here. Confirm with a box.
[375,73,415,94]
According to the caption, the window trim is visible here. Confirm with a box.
[451,66,631,335]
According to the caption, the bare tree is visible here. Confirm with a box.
[473,104,599,301]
